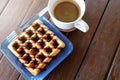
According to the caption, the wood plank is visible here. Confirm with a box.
[0,0,33,58]
[0,0,34,79]
[0,0,9,14]
[18,75,25,80]
[107,43,120,80]
[20,0,49,24]
[46,0,109,80]
[0,56,20,80]
[75,0,120,79]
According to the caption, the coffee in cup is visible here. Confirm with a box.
[38,0,89,32]
[53,1,80,22]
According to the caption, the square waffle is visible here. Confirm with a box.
[8,19,65,76]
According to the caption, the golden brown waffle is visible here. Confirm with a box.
[8,19,65,76]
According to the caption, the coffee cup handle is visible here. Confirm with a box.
[74,20,89,32]
[38,7,48,16]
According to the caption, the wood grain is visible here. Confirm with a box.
[107,43,120,80]
[0,0,33,58]
[20,0,49,25]
[46,0,109,80]
[0,0,9,14]
[18,75,25,80]
[75,0,120,79]
[0,56,20,80]
[0,0,33,79]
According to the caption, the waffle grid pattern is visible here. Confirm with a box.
[8,19,65,75]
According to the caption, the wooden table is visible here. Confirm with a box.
[0,0,120,80]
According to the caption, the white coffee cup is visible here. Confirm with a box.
[38,0,89,32]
